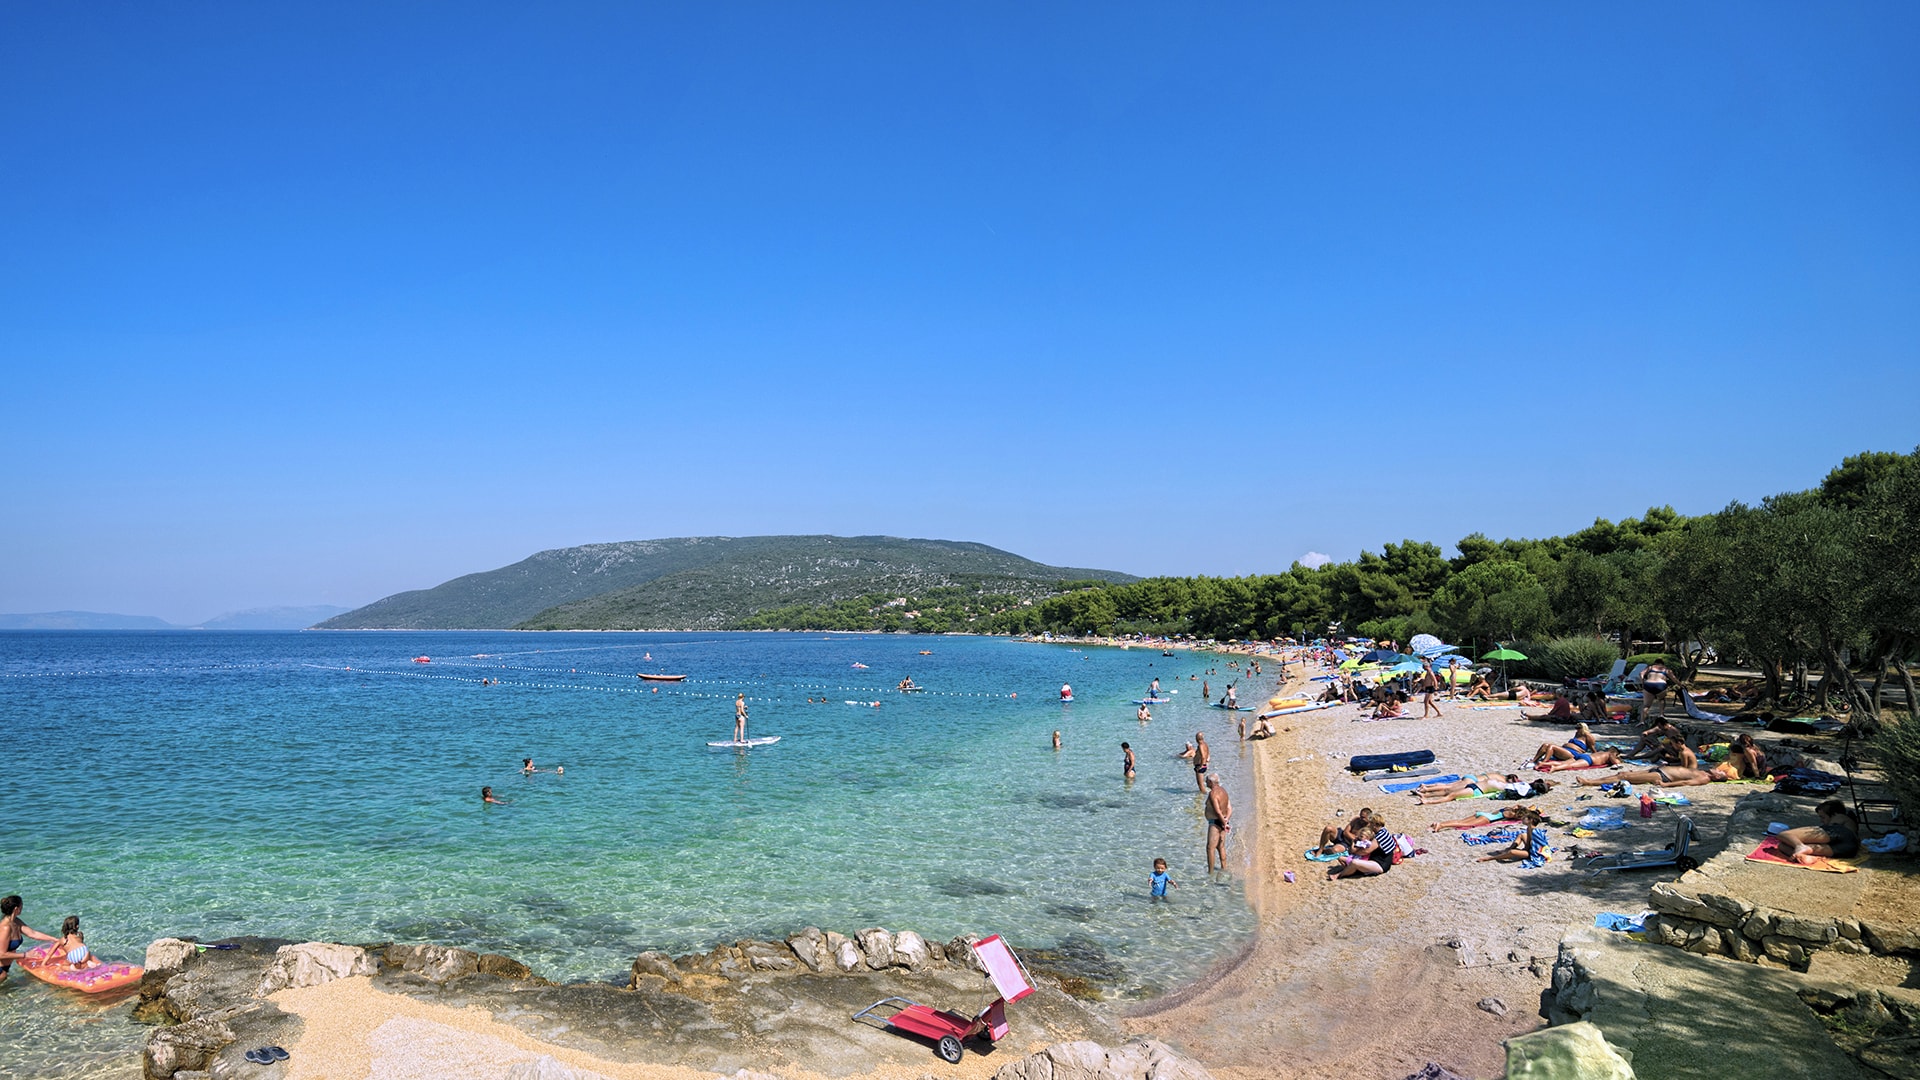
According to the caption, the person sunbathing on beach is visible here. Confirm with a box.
[1429,805,1535,831]
[1463,673,1495,700]
[1578,692,1612,723]
[1328,822,1399,879]
[1411,773,1522,804]
[1513,685,1541,707]
[1774,800,1861,863]
[1248,716,1277,739]
[1315,809,1380,855]
[1520,696,1575,723]
[1574,762,1725,787]
[1475,811,1554,865]
[1532,724,1599,765]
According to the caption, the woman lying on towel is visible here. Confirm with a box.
[1573,761,1740,787]
[1774,800,1861,863]
[1428,805,1536,831]
[1411,774,1555,805]
[1531,724,1602,765]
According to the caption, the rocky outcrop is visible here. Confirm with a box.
[990,1038,1213,1080]
[1503,1022,1634,1080]
[383,943,480,982]
[257,942,378,995]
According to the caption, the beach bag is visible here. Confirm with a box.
[1390,834,1408,864]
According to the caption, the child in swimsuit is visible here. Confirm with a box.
[53,916,97,970]
[1149,858,1175,900]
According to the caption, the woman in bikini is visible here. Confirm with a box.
[1429,805,1536,831]
[1411,773,1520,805]
[1476,810,1555,865]
[1532,724,1599,765]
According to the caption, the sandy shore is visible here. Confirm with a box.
[1125,663,1761,1079]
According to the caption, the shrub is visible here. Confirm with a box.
[1533,637,1623,682]
[1625,652,1680,669]
[1871,714,1920,825]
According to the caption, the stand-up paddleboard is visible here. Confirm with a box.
[1060,696,1074,703]
[1132,698,1173,705]
[1209,703,1253,711]
[708,736,781,748]
[19,943,143,994]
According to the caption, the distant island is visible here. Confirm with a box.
[0,605,351,631]
[316,535,1136,631]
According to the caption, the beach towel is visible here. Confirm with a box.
[1594,912,1648,933]
[1462,829,1520,846]
[1365,766,1444,783]
[1744,836,1865,873]
[1381,773,1460,794]
[1578,807,1627,831]
[1535,761,1608,772]
[1302,848,1343,862]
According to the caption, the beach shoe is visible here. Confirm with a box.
[268,1047,290,1061]
[244,1049,270,1064]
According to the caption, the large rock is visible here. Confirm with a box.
[787,928,828,972]
[740,940,797,972]
[1503,1021,1634,1080]
[857,928,896,970]
[832,937,864,973]
[385,943,481,981]
[256,943,377,995]
[893,930,932,971]
[144,938,198,978]
[628,951,680,986]
[143,1015,235,1079]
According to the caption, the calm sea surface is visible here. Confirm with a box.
[0,631,1261,1077]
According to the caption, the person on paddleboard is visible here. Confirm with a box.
[734,694,748,743]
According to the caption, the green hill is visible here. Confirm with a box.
[317,536,1134,631]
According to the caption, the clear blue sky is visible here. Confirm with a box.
[3,4,1916,623]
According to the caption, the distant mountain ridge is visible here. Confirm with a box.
[0,605,350,630]
[318,535,1135,631]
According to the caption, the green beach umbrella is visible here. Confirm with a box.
[1483,647,1527,689]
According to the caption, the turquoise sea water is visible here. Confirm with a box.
[0,631,1261,1076]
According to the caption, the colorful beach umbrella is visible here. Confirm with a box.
[1482,648,1528,661]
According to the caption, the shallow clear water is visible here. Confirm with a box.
[0,631,1259,1072]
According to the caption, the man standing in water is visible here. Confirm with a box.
[1204,776,1232,873]
[734,693,748,743]
[1192,732,1211,791]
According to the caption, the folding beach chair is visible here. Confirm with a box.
[1575,660,1627,696]
[852,934,1035,1064]
[1582,816,1697,872]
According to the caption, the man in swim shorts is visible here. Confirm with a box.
[1192,733,1210,792]
[1204,776,1232,873]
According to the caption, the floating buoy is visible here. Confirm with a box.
[412,657,431,664]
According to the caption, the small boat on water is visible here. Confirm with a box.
[638,673,687,682]
[412,656,431,664]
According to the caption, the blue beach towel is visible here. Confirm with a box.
[1382,774,1460,794]
[1462,829,1521,846]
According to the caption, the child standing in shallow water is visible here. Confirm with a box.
[1149,858,1175,900]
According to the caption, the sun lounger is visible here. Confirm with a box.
[1582,816,1696,872]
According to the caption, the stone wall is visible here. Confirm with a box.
[631,926,979,986]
